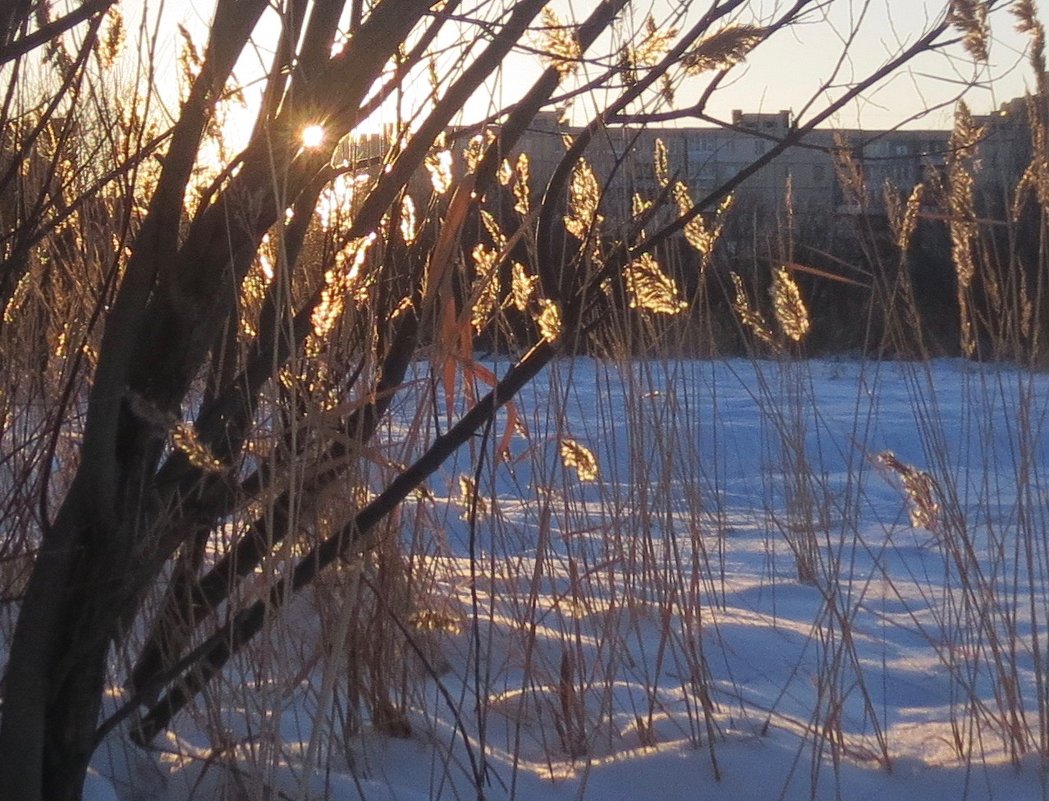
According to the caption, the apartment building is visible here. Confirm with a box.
[338,92,1040,226]
[513,108,960,224]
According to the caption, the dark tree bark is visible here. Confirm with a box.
[0,2,429,797]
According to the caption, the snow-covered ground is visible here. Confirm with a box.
[80,358,1049,799]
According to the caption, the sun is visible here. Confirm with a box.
[301,124,325,149]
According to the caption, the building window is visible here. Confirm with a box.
[813,164,826,182]
[688,137,719,158]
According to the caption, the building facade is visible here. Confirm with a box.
[509,98,1047,226]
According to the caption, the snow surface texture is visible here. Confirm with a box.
[48,359,1049,798]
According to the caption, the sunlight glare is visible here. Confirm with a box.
[301,124,325,149]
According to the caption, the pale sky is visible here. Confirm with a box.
[135,0,1048,134]
[546,0,1049,131]
[712,0,1047,129]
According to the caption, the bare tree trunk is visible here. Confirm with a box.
[0,2,435,795]
[0,480,125,800]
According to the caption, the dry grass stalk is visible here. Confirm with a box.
[399,195,418,245]
[900,183,924,252]
[947,101,984,356]
[498,158,513,186]
[672,181,691,215]
[536,298,562,342]
[1025,93,1049,209]
[632,192,653,222]
[2,272,33,325]
[832,133,864,203]
[654,138,670,188]
[470,243,501,333]
[1013,0,1047,99]
[624,253,688,315]
[177,24,203,94]
[463,135,483,174]
[884,181,924,252]
[171,422,224,473]
[564,158,602,241]
[513,153,531,215]
[463,130,495,174]
[676,187,731,265]
[632,14,678,68]
[511,261,538,311]
[457,475,488,520]
[684,24,764,74]
[883,182,903,240]
[425,149,453,194]
[771,267,810,342]
[948,102,982,286]
[97,6,125,68]
[237,248,273,339]
[560,439,599,481]
[480,209,507,250]
[309,234,376,355]
[876,452,940,532]
[557,651,588,757]
[950,0,990,63]
[539,8,581,78]
[1020,268,1034,339]
[731,272,775,347]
